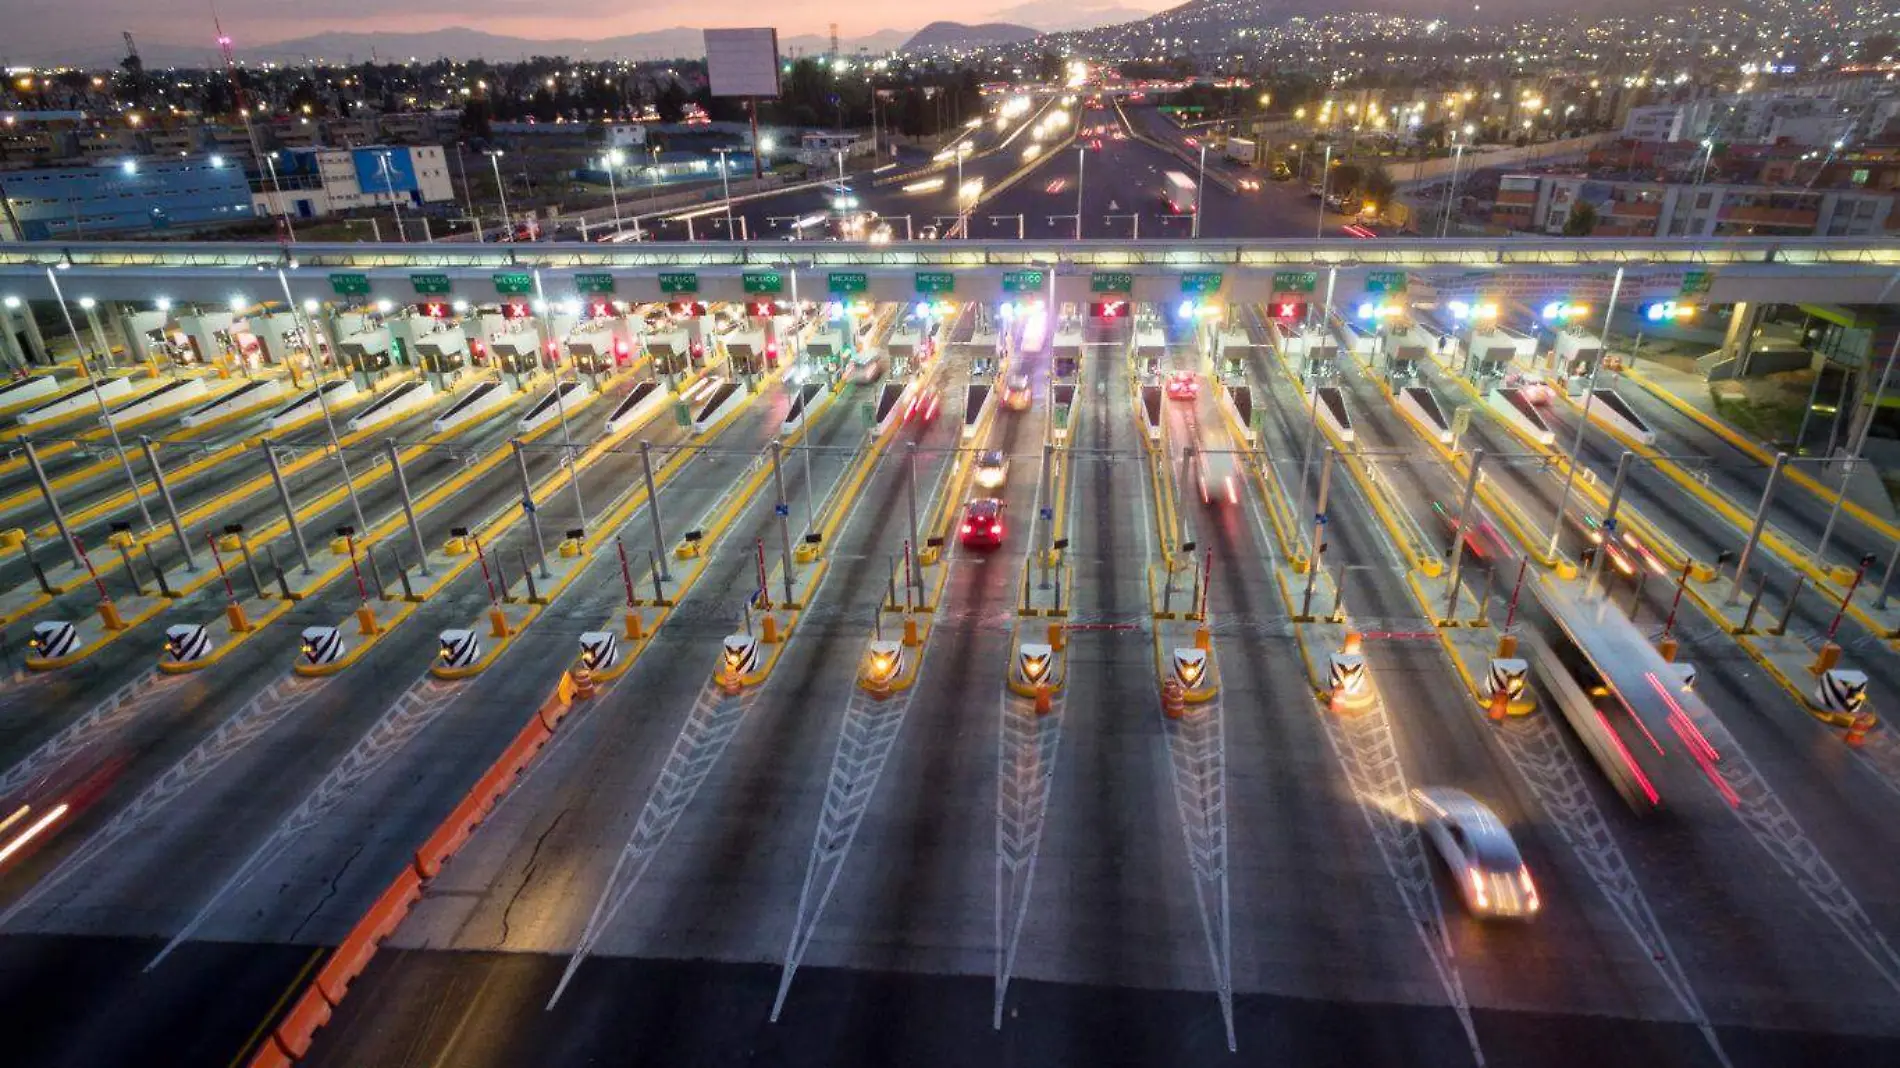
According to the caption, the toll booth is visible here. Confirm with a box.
[1553,329,1603,386]
[1302,342,1340,382]
[173,312,236,366]
[1213,328,1249,378]
[247,312,304,367]
[336,323,393,381]
[414,325,470,386]
[1053,321,1085,378]
[115,307,170,366]
[563,322,621,377]
[488,326,543,380]
[1467,327,1532,381]
[1381,324,1433,383]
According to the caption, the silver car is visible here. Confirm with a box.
[1413,787,1540,919]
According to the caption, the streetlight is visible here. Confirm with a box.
[1440,138,1468,238]
[603,149,625,237]
[1314,143,1333,239]
[376,150,408,242]
[1192,142,1206,239]
[260,151,297,243]
[1074,145,1086,240]
[486,149,512,240]
[712,146,737,240]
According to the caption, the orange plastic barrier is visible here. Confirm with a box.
[270,990,333,1057]
[246,671,586,1065]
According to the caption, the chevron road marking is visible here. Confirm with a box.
[546,679,758,1008]
[992,687,1065,1028]
[1315,701,1486,1067]
[1489,713,1731,1068]
[147,675,469,968]
[1158,692,1236,1052]
[771,681,920,1021]
[0,666,183,799]
[0,673,331,927]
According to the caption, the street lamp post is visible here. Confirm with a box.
[487,149,512,241]
[1192,142,1206,238]
[1075,146,1085,239]
[713,147,737,240]
[261,152,297,243]
[603,149,625,237]
[378,151,408,242]
[1314,143,1333,240]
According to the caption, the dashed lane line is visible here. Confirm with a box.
[0,666,183,799]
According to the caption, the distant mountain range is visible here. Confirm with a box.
[902,22,1043,52]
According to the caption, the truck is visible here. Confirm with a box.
[1225,137,1257,166]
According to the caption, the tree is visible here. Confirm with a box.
[654,81,688,124]
[1561,201,1599,237]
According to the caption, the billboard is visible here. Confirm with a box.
[704,28,781,98]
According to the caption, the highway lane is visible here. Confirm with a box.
[293,333,972,1063]
[1386,351,1900,1036]
[1116,104,1341,239]
[1240,330,1758,1049]
[0,364,796,1063]
[1570,375,1894,593]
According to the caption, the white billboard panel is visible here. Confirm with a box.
[704,28,781,98]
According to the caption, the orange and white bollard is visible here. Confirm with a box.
[1161,678,1186,719]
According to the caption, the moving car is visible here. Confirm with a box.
[1413,787,1540,919]
[973,449,1009,489]
[903,385,941,424]
[1505,371,1554,405]
[960,497,1006,549]
[1004,372,1033,410]
[1239,178,1261,191]
[1166,370,1199,400]
[1431,501,1509,561]
[1572,513,1637,576]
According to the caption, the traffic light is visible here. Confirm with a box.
[588,300,614,319]
[499,301,532,321]
[1446,300,1499,322]
[1541,301,1590,323]
[419,302,449,319]
[1355,302,1400,320]
[1089,300,1126,319]
[749,300,782,317]
[669,301,707,318]
[1641,301,1696,322]
[1272,301,1305,320]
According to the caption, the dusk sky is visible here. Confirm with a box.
[0,0,1175,56]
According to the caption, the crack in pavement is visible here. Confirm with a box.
[498,806,572,949]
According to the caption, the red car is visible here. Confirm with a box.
[1432,501,1509,561]
[903,386,941,424]
[960,498,1006,549]
[1166,371,1199,400]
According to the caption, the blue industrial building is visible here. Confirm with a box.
[0,156,256,239]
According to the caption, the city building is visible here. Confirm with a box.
[489,120,648,149]
[796,131,870,166]
[1621,104,1686,143]
[1491,172,1898,238]
[0,156,255,239]
[253,144,456,221]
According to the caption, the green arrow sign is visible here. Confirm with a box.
[493,271,534,296]
[743,270,784,295]
[574,272,615,294]
[1002,269,1046,293]
[1365,270,1407,294]
[659,271,699,294]
[329,273,370,297]
[829,271,868,295]
[1271,271,1318,293]
[410,273,453,296]
[1091,271,1133,294]
[1181,271,1223,295]
[914,271,955,295]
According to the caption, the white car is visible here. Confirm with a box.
[973,449,1009,489]
[1413,787,1540,920]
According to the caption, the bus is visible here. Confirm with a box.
[1162,171,1196,214]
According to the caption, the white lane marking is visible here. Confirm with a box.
[0,673,331,928]
[1159,693,1237,1052]
[547,679,759,1008]
[0,666,181,798]
[147,674,469,968]
[993,688,1065,1027]
[1489,712,1732,1068]
[1314,700,1486,1067]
